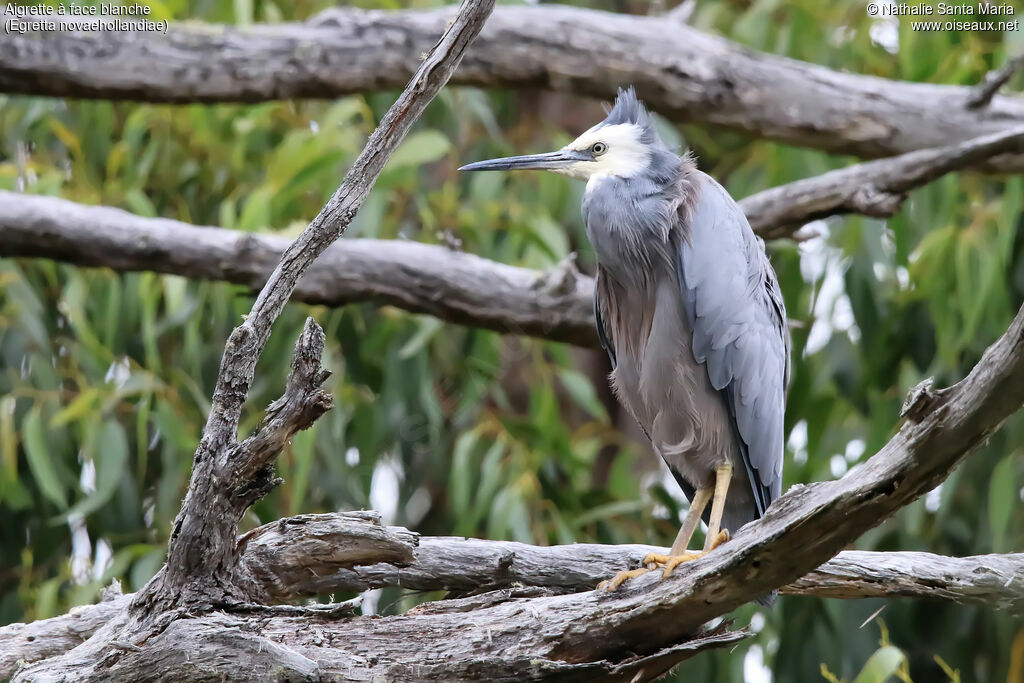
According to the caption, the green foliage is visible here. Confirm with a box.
[821,620,963,683]
[1,1,1023,682]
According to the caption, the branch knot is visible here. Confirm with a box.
[900,377,939,422]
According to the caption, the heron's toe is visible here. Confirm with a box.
[660,551,706,578]
[598,567,652,591]
[707,529,730,550]
[641,552,670,567]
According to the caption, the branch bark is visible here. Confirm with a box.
[232,512,1024,614]
[4,5,1024,170]
[4,512,1021,680]
[967,52,1024,109]
[744,125,1024,238]
[141,0,496,613]
[0,191,598,347]
[4,125,1023,347]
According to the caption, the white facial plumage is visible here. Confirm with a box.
[552,123,651,186]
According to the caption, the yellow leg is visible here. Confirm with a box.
[670,486,713,556]
[658,468,733,578]
[599,486,714,590]
[704,463,733,551]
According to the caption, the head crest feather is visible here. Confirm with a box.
[603,87,654,128]
[600,87,665,149]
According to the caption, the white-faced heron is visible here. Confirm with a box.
[460,88,790,591]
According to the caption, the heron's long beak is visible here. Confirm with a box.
[458,149,590,172]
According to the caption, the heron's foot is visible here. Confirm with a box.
[705,528,730,551]
[597,567,654,591]
[598,530,733,591]
[640,550,703,578]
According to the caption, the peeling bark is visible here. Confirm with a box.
[5,511,1024,678]
[0,192,599,347]
[4,5,1024,170]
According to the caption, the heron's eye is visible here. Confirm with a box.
[590,142,608,156]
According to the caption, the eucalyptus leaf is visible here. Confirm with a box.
[851,645,905,683]
[23,407,67,509]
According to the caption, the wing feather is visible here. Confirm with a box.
[676,173,790,511]
[594,270,617,370]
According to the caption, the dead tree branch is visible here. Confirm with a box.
[0,191,598,347]
[782,550,1024,610]
[140,0,496,614]
[232,512,1024,614]
[4,125,1023,347]
[3,5,1024,170]
[0,595,130,679]
[745,126,1024,239]
[7,0,498,679]
[968,52,1024,109]
[4,512,1022,679]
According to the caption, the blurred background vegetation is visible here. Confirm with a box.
[1,0,1022,681]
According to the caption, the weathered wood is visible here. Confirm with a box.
[0,191,598,347]
[139,0,496,614]
[4,5,1024,170]
[744,126,1024,238]
[783,550,1024,612]
[230,512,1024,614]
[4,125,1023,348]
[22,608,747,683]
[0,595,129,678]
[5,523,1023,679]
[234,511,419,602]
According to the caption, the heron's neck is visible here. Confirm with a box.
[583,164,695,290]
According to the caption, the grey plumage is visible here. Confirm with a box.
[461,87,790,580]
[587,90,788,535]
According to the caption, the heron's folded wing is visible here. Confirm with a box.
[594,270,617,369]
[676,173,790,513]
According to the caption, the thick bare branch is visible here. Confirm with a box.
[3,6,1024,169]
[4,124,1023,349]
[233,511,419,603]
[142,0,496,611]
[0,595,129,679]
[233,512,1024,613]
[782,550,1024,611]
[13,608,746,683]
[745,126,1024,238]
[4,518,1021,679]
[0,191,598,347]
